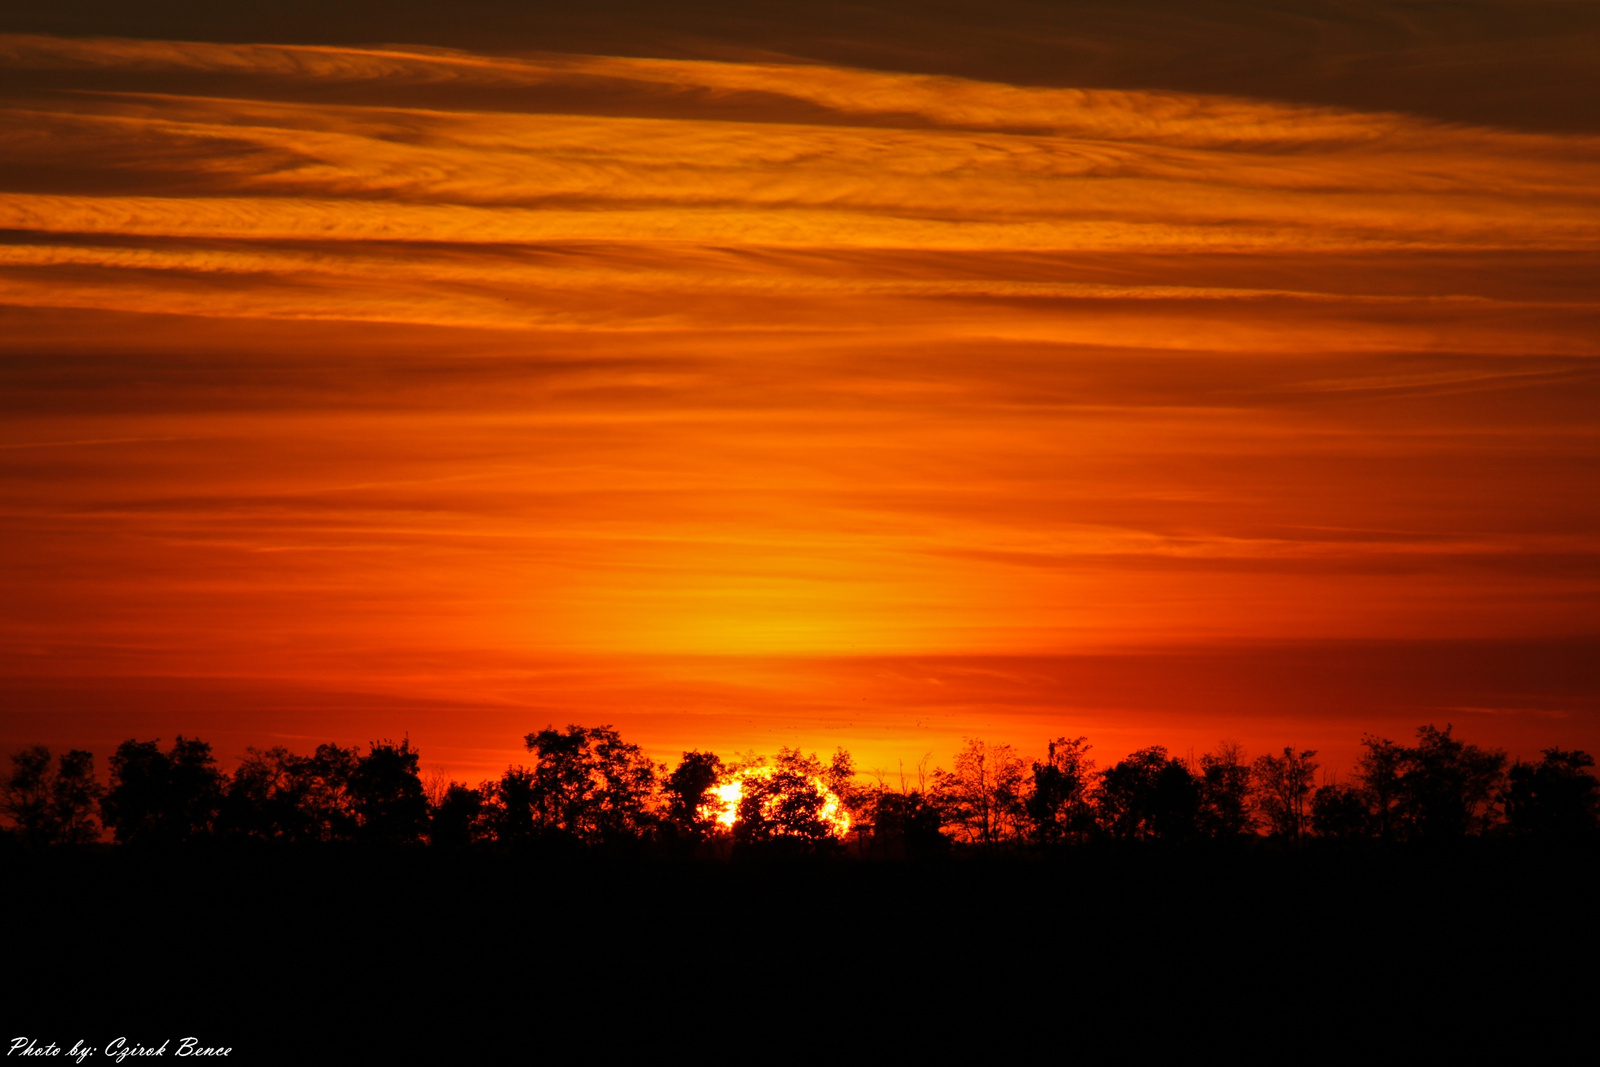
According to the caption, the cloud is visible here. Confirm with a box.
[0,35,1596,353]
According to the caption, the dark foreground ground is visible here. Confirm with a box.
[6,842,1597,1061]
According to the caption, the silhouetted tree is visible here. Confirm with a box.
[294,743,361,842]
[1310,782,1370,840]
[1314,726,1513,842]
[101,736,224,846]
[1353,735,1406,841]
[17,720,1588,862]
[1025,736,1096,846]
[1,746,102,847]
[932,739,1027,848]
[662,750,724,846]
[1504,748,1599,838]
[212,742,370,843]
[1251,748,1318,843]
[1397,725,1506,840]
[220,746,315,842]
[1097,748,1158,840]
[823,747,867,828]
[868,790,949,859]
[1197,742,1254,839]
[521,725,661,846]
[52,749,103,846]
[430,782,487,847]
[734,747,847,849]
[485,766,538,846]
[1097,746,1199,841]
[347,738,429,844]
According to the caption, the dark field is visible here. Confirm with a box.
[8,842,1595,1060]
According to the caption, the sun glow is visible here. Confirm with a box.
[700,767,853,837]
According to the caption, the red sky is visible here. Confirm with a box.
[2,3,1597,783]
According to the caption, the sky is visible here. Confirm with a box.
[1,1,1597,783]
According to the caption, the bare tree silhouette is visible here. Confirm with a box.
[1251,747,1318,843]
[933,738,1027,848]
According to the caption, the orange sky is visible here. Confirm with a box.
[2,5,1597,783]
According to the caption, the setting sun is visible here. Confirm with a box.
[702,765,853,838]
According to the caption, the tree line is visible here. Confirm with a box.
[3,723,1596,855]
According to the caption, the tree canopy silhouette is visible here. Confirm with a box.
[1401,725,1506,840]
[868,788,949,859]
[430,781,487,848]
[1,746,101,847]
[732,747,851,851]
[518,724,661,846]
[1025,736,1096,845]
[1197,742,1254,839]
[1310,782,1370,840]
[6,719,1595,856]
[1097,746,1200,842]
[1341,725,1508,843]
[102,736,224,846]
[932,738,1026,848]
[220,746,318,843]
[1252,748,1318,843]
[1506,748,1599,839]
[348,738,429,844]
[662,750,724,846]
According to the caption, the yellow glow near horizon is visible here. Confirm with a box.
[701,767,853,837]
